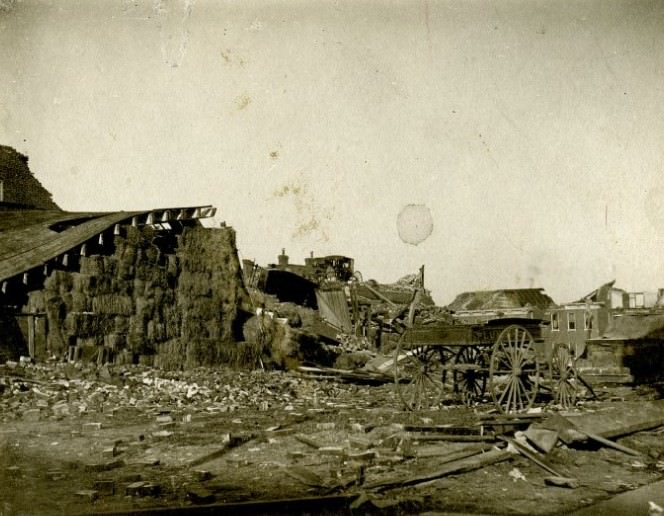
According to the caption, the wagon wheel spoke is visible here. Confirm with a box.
[490,325,539,414]
[437,346,457,391]
[550,342,578,408]
[453,346,487,406]
[394,338,446,411]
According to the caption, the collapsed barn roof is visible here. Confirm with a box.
[0,206,217,286]
[0,145,217,289]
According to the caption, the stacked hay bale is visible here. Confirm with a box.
[36,227,160,362]
[25,223,249,369]
[162,226,249,369]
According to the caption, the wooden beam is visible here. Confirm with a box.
[499,436,564,477]
[365,447,512,491]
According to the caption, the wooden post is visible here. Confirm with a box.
[28,315,35,359]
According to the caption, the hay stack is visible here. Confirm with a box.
[174,226,249,369]
[24,223,249,369]
[91,294,133,315]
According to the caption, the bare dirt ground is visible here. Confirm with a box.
[1,362,663,515]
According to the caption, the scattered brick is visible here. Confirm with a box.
[22,409,40,422]
[92,480,115,496]
[83,459,125,472]
[316,422,336,431]
[126,482,161,497]
[119,473,142,483]
[318,446,346,456]
[186,488,216,504]
[75,490,99,502]
[151,430,173,440]
[192,470,213,481]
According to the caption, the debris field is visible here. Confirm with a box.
[2,359,664,515]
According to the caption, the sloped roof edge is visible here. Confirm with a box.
[0,206,215,283]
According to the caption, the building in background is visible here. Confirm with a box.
[445,288,556,324]
[550,280,664,383]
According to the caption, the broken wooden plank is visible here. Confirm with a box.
[294,434,324,449]
[404,424,485,434]
[84,494,359,515]
[284,466,327,488]
[478,412,545,421]
[576,429,643,457]
[415,443,494,459]
[500,436,565,478]
[524,427,560,454]
[296,366,393,385]
[186,434,253,468]
[411,434,497,443]
[365,447,512,491]
[564,400,664,441]
[537,414,644,456]
[544,476,580,489]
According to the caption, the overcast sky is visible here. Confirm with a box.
[1,0,663,305]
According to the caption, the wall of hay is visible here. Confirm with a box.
[157,226,249,369]
[27,224,248,369]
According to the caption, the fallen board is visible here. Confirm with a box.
[365,447,512,491]
[563,400,664,441]
[568,478,664,516]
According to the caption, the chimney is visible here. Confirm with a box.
[278,248,289,267]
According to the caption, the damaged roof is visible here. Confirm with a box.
[589,313,664,341]
[576,280,618,304]
[0,206,216,284]
[446,288,556,311]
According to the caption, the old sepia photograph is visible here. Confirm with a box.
[1,0,664,514]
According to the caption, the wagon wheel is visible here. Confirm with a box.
[550,342,578,408]
[394,336,447,411]
[489,325,540,413]
[439,346,457,391]
[454,346,488,405]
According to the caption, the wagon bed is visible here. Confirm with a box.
[394,318,580,413]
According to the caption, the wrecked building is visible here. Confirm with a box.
[583,314,664,384]
[0,146,250,369]
[445,288,556,323]
[242,250,355,309]
[551,280,664,384]
[243,251,436,347]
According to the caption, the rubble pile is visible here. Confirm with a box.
[363,274,436,306]
[1,357,664,514]
[0,360,393,424]
[411,305,456,326]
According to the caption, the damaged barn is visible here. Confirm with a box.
[0,145,251,369]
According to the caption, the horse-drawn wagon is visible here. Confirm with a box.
[394,318,581,413]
